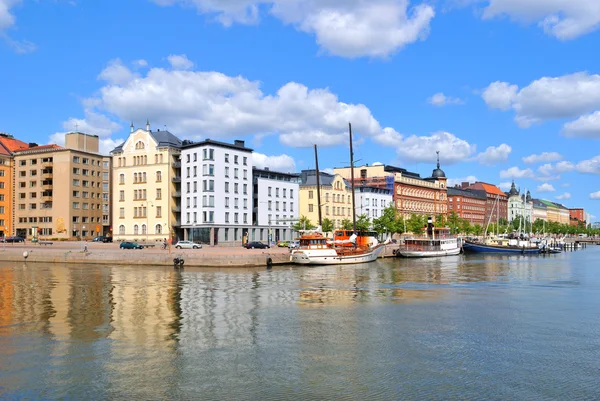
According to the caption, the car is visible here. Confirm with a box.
[277,241,289,247]
[243,241,270,249]
[3,236,25,243]
[120,241,143,249]
[174,240,202,249]
[93,236,113,243]
[288,240,300,249]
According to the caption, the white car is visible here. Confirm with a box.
[174,240,202,249]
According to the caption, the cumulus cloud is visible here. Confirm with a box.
[0,0,19,31]
[98,59,139,85]
[428,92,463,107]
[537,161,575,177]
[536,183,556,193]
[556,192,571,200]
[479,0,600,40]
[167,54,194,70]
[497,181,512,191]
[562,111,600,138]
[482,72,600,128]
[252,152,296,172]
[499,166,535,179]
[522,152,563,164]
[447,175,477,188]
[0,0,37,53]
[153,0,435,58]
[590,191,600,200]
[576,156,600,174]
[475,143,511,165]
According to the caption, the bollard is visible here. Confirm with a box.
[266,256,273,268]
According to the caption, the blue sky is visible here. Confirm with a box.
[2,0,600,220]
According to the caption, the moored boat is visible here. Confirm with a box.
[462,237,540,254]
[396,226,461,258]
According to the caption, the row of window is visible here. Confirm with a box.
[185,150,248,166]
[17,157,53,166]
[118,207,162,218]
[119,189,162,201]
[117,223,164,235]
[18,169,53,177]
[72,156,104,167]
[265,200,294,212]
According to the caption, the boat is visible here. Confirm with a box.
[396,224,461,258]
[290,123,388,265]
[462,236,541,254]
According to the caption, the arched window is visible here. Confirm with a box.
[143,172,147,182]
[134,173,138,183]
[155,224,162,234]
[136,141,145,150]
[142,224,147,235]
[156,171,162,182]
[119,225,125,235]
[119,174,125,184]
[134,224,139,235]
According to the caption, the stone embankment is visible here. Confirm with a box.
[0,242,400,268]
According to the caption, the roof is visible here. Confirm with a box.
[532,199,547,208]
[468,182,506,196]
[181,138,252,153]
[111,129,182,153]
[252,167,300,178]
[300,170,351,188]
[447,187,487,200]
[0,135,29,155]
[14,144,65,155]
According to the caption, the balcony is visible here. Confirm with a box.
[41,181,53,189]
[172,206,181,213]
[172,161,181,168]
[42,160,53,167]
[172,176,181,183]
[172,191,181,197]
[42,195,52,201]
[42,171,53,179]
[172,220,181,227]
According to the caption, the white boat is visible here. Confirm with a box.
[396,226,461,258]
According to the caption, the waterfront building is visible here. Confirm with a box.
[179,139,253,245]
[0,133,29,237]
[13,133,105,240]
[354,185,393,220]
[334,154,447,219]
[532,199,548,222]
[538,200,569,224]
[252,167,300,244]
[569,208,586,227]
[506,181,533,224]
[446,187,487,226]
[299,170,354,229]
[110,122,182,242]
[461,182,508,223]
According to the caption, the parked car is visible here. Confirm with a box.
[243,241,270,249]
[277,241,289,247]
[174,240,202,249]
[3,236,25,243]
[120,241,143,249]
[93,236,113,243]
[288,240,300,249]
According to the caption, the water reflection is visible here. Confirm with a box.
[0,249,598,399]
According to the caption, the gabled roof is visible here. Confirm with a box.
[0,135,29,155]
[111,129,182,154]
[14,144,65,155]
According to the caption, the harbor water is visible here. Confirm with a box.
[1,248,599,399]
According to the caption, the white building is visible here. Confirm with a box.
[180,139,253,246]
[253,167,300,244]
[354,186,393,221]
[507,181,533,224]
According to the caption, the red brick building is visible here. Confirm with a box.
[461,182,508,224]
[447,187,487,226]
[569,208,586,227]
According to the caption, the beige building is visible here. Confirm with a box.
[13,133,105,240]
[110,122,182,242]
[299,170,354,229]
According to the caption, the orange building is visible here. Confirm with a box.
[461,181,508,223]
[0,133,30,237]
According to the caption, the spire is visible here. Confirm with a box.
[146,119,150,132]
[436,150,440,169]
[130,122,134,133]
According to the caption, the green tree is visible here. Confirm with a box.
[322,218,334,235]
[472,224,484,236]
[434,214,446,228]
[293,215,315,232]
[373,203,398,237]
[407,214,425,234]
[459,218,472,235]
[448,211,460,234]
[356,214,371,231]
[340,218,353,230]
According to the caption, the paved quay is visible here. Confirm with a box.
[0,241,400,268]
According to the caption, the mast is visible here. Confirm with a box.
[349,123,357,234]
[314,144,323,227]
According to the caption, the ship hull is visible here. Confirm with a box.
[398,247,461,258]
[462,240,540,254]
[290,245,384,265]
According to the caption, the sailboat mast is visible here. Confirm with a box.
[349,123,357,234]
[314,144,323,227]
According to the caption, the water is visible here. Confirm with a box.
[1,248,599,400]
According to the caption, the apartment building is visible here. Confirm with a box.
[532,199,547,222]
[461,182,508,223]
[354,185,393,220]
[299,170,354,229]
[110,122,182,242]
[506,181,533,223]
[180,139,253,245]
[0,133,29,237]
[447,187,487,226]
[569,208,586,227]
[253,167,300,244]
[13,133,105,240]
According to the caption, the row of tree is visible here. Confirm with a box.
[292,204,600,237]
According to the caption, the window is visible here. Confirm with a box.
[225,182,229,193]
[309,190,313,199]
[243,170,247,180]
[156,171,162,182]
[234,168,239,179]
[142,224,147,235]
[134,225,139,235]
[276,188,279,197]
[243,156,247,166]
[225,167,229,177]
[119,174,125,184]
[0,206,3,214]
[193,181,197,192]
[291,202,294,212]
[119,225,125,235]
[290,189,294,198]
[268,187,272,196]
[234,183,238,193]
[283,188,286,198]
[234,213,239,223]
[225,212,230,223]
[243,184,247,195]
[225,197,230,208]
[234,155,238,164]
[73,156,80,163]
[234,198,239,209]
[309,204,313,212]
[155,224,162,234]
[156,188,162,199]
[119,190,124,201]
[243,213,248,224]
[120,207,125,218]
[225,153,229,163]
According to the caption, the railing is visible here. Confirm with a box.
[172,191,181,197]
[172,161,181,168]
[172,176,181,183]
[172,206,181,212]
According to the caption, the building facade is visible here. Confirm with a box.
[462,182,508,224]
[13,133,105,240]
[569,208,586,227]
[180,139,253,246]
[110,123,182,242]
[446,187,487,226]
[253,167,300,244]
[299,170,354,229]
[506,181,533,224]
[532,199,548,222]
[0,133,30,237]
[101,156,112,234]
[354,186,393,220]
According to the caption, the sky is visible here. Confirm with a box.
[1,0,600,220]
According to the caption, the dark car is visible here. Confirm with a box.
[243,241,270,249]
[93,236,113,243]
[3,236,25,243]
[119,241,143,249]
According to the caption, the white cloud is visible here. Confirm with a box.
[499,166,534,179]
[322,168,335,175]
[537,161,575,176]
[0,0,19,31]
[562,111,600,138]
[590,191,600,200]
[576,156,600,174]
[522,152,563,164]
[497,181,512,191]
[531,174,561,182]
[167,54,194,70]
[480,0,600,40]
[556,192,571,200]
[252,152,296,172]
[428,92,463,107]
[374,130,476,164]
[447,175,477,188]
[133,59,148,68]
[536,183,556,193]
[475,143,511,165]
[98,59,139,85]
[154,0,435,58]
[482,72,600,127]
[562,183,571,187]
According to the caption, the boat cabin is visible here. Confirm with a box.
[333,230,378,247]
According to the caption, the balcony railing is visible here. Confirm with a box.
[172,161,181,168]
[42,195,52,201]
[172,206,181,212]
[172,191,181,197]
[172,220,181,226]
[42,172,53,179]
[172,176,181,183]
[41,182,53,189]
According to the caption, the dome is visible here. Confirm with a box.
[431,151,446,179]
[508,180,519,196]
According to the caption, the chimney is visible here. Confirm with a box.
[234,140,245,147]
[264,167,269,171]
[29,142,38,148]
[461,182,469,189]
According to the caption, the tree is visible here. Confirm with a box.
[356,214,371,231]
[407,214,425,235]
[340,218,353,230]
[373,203,398,237]
[322,218,334,235]
[448,211,460,234]
[293,215,315,232]
[434,214,446,228]
[459,218,472,235]
[472,224,484,236]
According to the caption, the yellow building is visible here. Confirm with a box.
[110,122,182,242]
[299,170,354,229]
[0,133,29,237]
